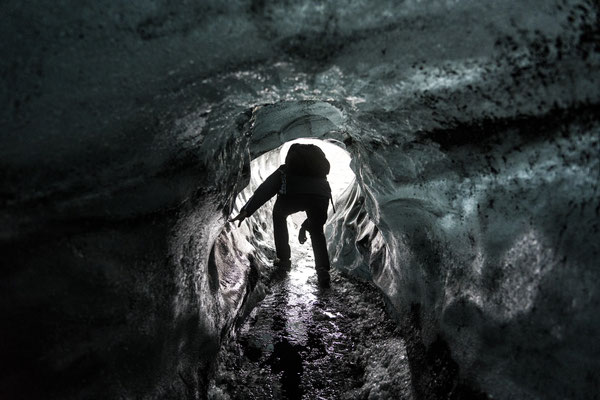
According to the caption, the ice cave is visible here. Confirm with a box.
[1,1,599,399]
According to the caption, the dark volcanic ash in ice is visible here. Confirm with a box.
[1,1,599,399]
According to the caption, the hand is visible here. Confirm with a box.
[298,227,307,244]
[230,210,248,227]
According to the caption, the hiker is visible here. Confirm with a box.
[231,143,334,288]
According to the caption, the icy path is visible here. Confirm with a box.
[209,244,414,400]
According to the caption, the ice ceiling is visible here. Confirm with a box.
[1,1,599,399]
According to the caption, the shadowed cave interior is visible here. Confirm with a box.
[2,1,600,400]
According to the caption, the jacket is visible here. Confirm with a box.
[241,165,332,216]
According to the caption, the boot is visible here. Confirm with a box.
[316,270,330,289]
[274,258,291,269]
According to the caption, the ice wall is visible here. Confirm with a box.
[2,0,599,399]
[335,109,600,399]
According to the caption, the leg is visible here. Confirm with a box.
[272,197,300,268]
[305,197,330,287]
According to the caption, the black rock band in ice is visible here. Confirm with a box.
[231,143,335,288]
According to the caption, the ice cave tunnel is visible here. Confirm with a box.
[2,1,599,399]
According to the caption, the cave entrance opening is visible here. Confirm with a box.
[232,138,355,251]
[230,137,355,300]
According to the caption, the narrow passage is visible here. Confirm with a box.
[209,243,414,400]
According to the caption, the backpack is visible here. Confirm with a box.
[284,143,330,178]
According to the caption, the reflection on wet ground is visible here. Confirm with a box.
[209,245,414,400]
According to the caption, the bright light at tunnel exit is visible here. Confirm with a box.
[237,138,356,214]
[231,137,355,249]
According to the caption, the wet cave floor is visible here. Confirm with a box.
[209,245,414,400]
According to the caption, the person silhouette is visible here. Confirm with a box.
[231,143,333,288]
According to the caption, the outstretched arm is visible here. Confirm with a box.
[231,167,283,226]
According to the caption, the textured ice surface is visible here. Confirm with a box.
[2,0,599,399]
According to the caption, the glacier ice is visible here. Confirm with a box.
[1,0,599,399]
